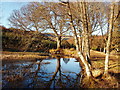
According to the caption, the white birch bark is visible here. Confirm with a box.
[68,2,93,78]
[104,2,115,75]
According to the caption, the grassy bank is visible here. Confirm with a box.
[1,51,49,60]
[50,49,120,88]
[1,50,120,88]
[50,49,120,73]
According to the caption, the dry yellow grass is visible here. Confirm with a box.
[2,51,48,55]
[90,50,120,74]
[50,49,119,72]
[92,69,103,77]
[50,49,120,88]
[1,51,49,60]
[50,48,77,57]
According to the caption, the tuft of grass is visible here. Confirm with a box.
[81,76,101,88]
[102,74,119,88]
[92,69,103,78]
[49,48,77,57]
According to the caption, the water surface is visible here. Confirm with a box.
[2,57,81,88]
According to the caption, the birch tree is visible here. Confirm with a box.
[112,2,120,52]
[60,1,93,78]
[104,2,115,75]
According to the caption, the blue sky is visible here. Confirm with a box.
[0,1,108,35]
[0,2,28,28]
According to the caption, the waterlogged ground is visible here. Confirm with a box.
[2,58,81,88]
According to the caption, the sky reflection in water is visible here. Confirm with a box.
[2,58,81,88]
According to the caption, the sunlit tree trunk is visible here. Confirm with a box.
[80,2,92,67]
[81,2,90,61]
[78,36,82,52]
[73,28,80,51]
[56,36,62,49]
[112,2,120,52]
[82,31,85,53]
[77,51,93,78]
[104,2,115,75]
[67,2,93,78]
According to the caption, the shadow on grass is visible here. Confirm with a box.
[109,72,120,81]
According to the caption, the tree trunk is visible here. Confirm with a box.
[85,33,90,63]
[78,51,93,78]
[81,2,91,66]
[104,2,115,75]
[82,31,85,53]
[56,36,61,49]
[74,32,80,51]
[67,2,93,78]
[103,47,106,53]
[79,36,82,52]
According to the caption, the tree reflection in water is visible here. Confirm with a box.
[2,57,81,88]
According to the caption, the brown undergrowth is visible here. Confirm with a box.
[82,50,119,88]
[50,49,120,88]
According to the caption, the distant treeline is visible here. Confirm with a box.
[1,26,74,52]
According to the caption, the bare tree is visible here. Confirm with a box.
[104,2,115,75]
[8,3,46,51]
[112,2,120,52]
[43,2,70,49]
[60,1,93,78]
[33,2,70,49]
[9,2,70,50]
[9,3,42,32]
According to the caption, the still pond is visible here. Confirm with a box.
[2,57,82,88]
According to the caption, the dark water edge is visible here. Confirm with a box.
[2,57,82,88]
